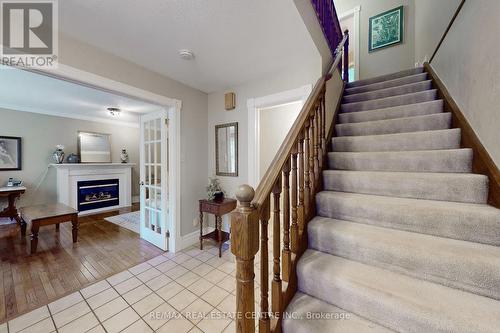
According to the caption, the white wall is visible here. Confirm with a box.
[414,0,462,65]
[50,34,208,237]
[259,102,302,179]
[334,0,416,80]
[0,108,140,207]
[432,0,500,166]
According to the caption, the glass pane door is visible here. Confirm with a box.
[140,110,169,250]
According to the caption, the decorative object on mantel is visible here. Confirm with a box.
[66,153,79,164]
[52,144,65,164]
[0,136,22,171]
[369,6,404,52]
[206,177,224,201]
[120,149,129,163]
[224,92,236,110]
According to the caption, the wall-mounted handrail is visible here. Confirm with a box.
[429,0,466,63]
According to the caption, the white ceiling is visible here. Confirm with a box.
[0,65,163,127]
[58,0,319,93]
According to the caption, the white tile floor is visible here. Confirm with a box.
[2,243,253,333]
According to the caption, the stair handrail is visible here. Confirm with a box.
[230,24,349,333]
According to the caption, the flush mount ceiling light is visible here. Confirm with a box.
[178,49,194,60]
[107,107,121,116]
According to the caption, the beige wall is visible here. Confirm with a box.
[207,60,321,201]
[259,102,302,179]
[334,0,415,80]
[432,0,500,166]
[414,0,462,65]
[0,108,140,207]
[6,35,209,237]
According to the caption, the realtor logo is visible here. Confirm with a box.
[1,0,58,68]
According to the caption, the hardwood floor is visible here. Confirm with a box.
[0,204,164,323]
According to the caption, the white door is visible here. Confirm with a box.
[140,110,170,250]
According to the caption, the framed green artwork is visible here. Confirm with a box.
[369,6,404,52]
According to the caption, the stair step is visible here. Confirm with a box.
[344,72,428,95]
[327,149,472,173]
[332,129,461,152]
[336,113,451,137]
[343,80,432,104]
[322,170,488,204]
[315,191,500,245]
[341,90,437,113]
[297,250,500,333]
[283,292,392,333]
[346,67,424,89]
[308,217,500,300]
[339,100,443,124]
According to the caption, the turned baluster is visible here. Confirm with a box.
[316,103,323,173]
[304,124,311,221]
[314,106,320,187]
[231,185,259,333]
[282,159,291,283]
[321,94,326,159]
[297,133,305,235]
[272,178,282,317]
[259,197,271,333]
[290,147,299,254]
[309,115,316,197]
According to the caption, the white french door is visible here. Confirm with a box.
[140,110,170,250]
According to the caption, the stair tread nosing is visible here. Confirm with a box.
[308,216,500,300]
[339,100,443,124]
[346,67,424,89]
[283,292,393,333]
[336,112,451,137]
[323,170,489,204]
[341,90,437,113]
[297,250,500,333]
[327,149,473,173]
[344,72,428,95]
[332,128,461,152]
[315,191,500,246]
[342,80,433,104]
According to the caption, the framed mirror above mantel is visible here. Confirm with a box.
[215,122,238,177]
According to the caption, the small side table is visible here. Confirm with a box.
[0,186,26,227]
[199,198,237,257]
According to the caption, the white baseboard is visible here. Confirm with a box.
[178,227,215,251]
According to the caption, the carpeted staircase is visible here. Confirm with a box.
[283,67,500,332]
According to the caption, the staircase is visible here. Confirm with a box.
[282,67,500,332]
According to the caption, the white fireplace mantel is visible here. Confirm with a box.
[51,163,135,216]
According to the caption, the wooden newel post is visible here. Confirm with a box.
[231,185,259,333]
[343,29,349,82]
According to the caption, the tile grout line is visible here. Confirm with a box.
[46,305,59,333]
[78,289,109,333]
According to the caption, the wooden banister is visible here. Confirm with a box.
[230,12,348,333]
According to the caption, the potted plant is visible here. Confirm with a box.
[206,177,224,201]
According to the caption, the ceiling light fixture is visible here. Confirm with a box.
[107,107,121,116]
[178,49,194,60]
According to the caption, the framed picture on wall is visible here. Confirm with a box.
[369,6,404,52]
[0,136,22,171]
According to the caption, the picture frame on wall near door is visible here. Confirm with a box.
[369,6,404,52]
[0,136,22,171]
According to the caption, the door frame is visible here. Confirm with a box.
[339,5,361,81]
[23,63,182,253]
[246,84,312,187]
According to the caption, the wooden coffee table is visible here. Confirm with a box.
[20,203,79,254]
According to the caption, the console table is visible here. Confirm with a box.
[0,186,26,226]
[199,198,237,257]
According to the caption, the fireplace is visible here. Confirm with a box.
[77,179,120,212]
